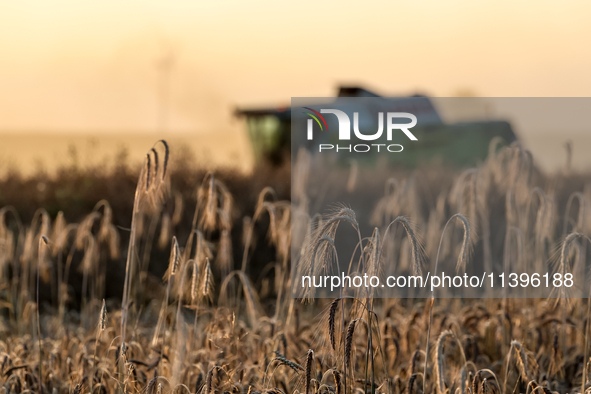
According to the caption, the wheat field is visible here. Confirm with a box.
[0,138,590,394]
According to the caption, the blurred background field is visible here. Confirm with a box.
[1,112,590,177]
[0,131,253,176]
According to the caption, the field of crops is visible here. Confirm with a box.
[0,139,590,394]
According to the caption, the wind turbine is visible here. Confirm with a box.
[156,49,175,133]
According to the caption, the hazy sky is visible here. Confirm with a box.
[1,1,591,133]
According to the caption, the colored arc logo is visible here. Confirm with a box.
[304,107,329,131]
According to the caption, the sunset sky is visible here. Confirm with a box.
[1,0,591,133]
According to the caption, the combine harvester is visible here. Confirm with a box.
[235,86,518,168]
